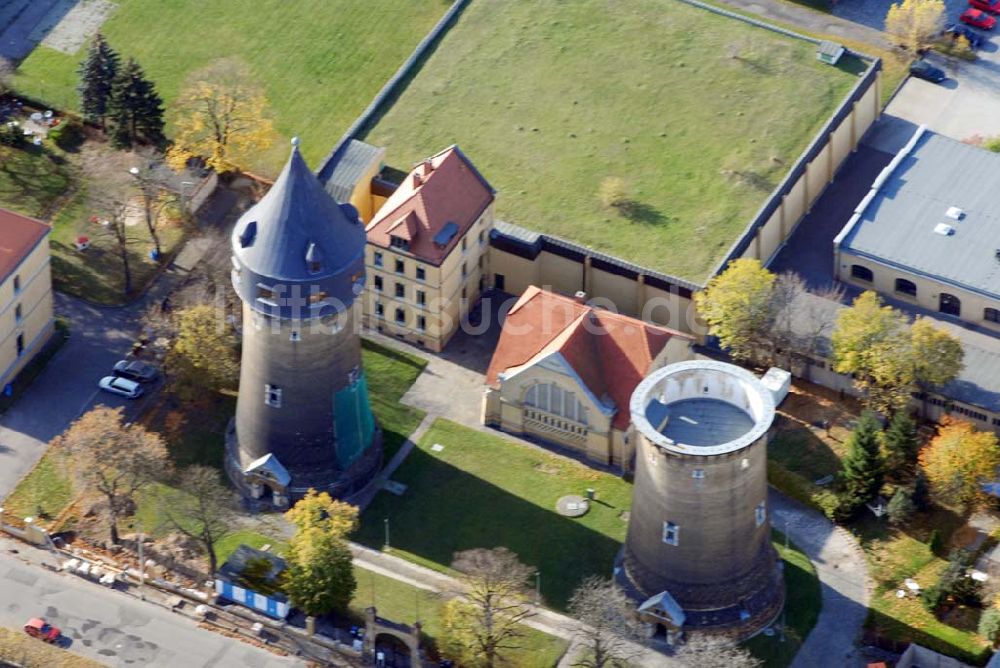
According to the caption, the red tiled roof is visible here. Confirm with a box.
[0,208,49,284]
[366,146,494,266]
[486,287,692,430]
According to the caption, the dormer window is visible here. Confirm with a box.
[390,236,410,251]
[305,242,323,274]
[239,221,257,248]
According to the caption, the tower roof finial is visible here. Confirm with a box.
[291,136,300,150]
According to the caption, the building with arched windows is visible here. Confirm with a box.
[482,286,693,468]
[834,127,1000,332]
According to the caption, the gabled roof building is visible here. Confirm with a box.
[483,286,693,467]
[362,146,495,351]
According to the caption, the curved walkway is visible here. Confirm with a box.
[770,489,871,668]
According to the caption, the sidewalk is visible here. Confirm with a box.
[713,0,890,48]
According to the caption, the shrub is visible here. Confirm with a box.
[979,607,1000,645]
[886,487,915,527]
[0,122,23,147]
[767,461,842,521]
[598,176,630,210]
[47,119,84,151]
[928,528,944,556]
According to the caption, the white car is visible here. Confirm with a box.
[98,376,143,399]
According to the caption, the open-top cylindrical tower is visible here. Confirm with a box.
[617,360,784,641]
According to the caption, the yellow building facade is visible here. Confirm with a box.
[0,211,54,389]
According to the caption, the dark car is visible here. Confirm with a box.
[112,360,159,383]
[944,23,986,48]
[909,59,947,83]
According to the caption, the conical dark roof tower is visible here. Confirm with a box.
[226,138,381,507]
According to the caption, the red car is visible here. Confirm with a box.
[970,0,1000,13]
[961,8,997,28]
[23,617,60,643]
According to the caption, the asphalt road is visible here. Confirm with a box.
[0,543,301,667]
[0,292,138,501]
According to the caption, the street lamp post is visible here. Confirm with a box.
[384,518,390,551]
[535,571,541,605]
[137,519,145,601]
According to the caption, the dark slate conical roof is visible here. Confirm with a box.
[232,138,365,283]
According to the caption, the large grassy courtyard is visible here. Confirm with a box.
[13,0,451,174]
[364,0,863,280]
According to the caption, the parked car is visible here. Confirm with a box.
[909,59,947,83]
[944,23,986,48]
[98,375,143,399]
[970,0,1000,14]
[961,8,997,29]
[112,360,158,383]
[23,618,60,643]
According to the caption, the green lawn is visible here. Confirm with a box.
[14,0,451,176]
[858,511,992,664]
[354,565,568,667]
[363,338,427,460]
[364,0,860,280]
[746,531,822,667]
[0,144,73,218]
[1,447,73,522]
[356,418,633,609]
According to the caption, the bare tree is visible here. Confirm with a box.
[127,161,175,258]
[769,272,843,377]
[159,465,238,574]
[56,406,171,544]
[675,635,762,668]
[441,548,536,668]
[88,188,141,298]
[568,577,646,668]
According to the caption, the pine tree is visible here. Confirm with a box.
[108,58,164,148]
[77,33,119,129]
[913,469,931,512]
[884,411,919,473]
[841,411,885,512]
[886,487,914,527]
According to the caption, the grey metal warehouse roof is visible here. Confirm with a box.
[837,129,1000,301]
[316,139,385,205]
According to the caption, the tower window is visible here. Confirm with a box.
[755,502,767,527]
[13,275,21,294]
[416,266,426,281]
[264,384,282,408]
[374,276,383,292]
[309,261,321,274]
[373,251,383,267]
[662,521,679,546]
[461,262,468,278]
[289,331,300,342]
[309,291,328,304]
[395,308,406,325]
[14,304,22,324]
[417,315,426,331]
[375,302,384,317]
[395,258,405,274]
[692,469,705,480]
[395,283,405,299]
[462,237,468,251]
[741,458,750,470]
[416,290,426,306]
[258,286,275,300]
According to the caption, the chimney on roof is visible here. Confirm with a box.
[423,158,433,173]
[413,172,422,187]
[574,290,587,303]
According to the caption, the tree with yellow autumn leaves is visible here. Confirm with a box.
[885,0,946,54]
[166,58,276,173]
[919,418,1000,510]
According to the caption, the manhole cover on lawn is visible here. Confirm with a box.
[556,495,590,517]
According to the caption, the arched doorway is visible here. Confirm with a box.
[363,607,422,667]
[939,293,961,317]
[373,633,412,667]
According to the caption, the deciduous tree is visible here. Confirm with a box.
[909,317,964,417]
[568,577,646,668]
[831,291,913,416]
[919,418,1000,509]
[441,547,536,668]
[159,465,237,574]
[695,258,776,364]
[840,411,885,513]
[675,635,762,668]
[77,33,119,129]
[166,304,240,398]
[88,189,140,298]
[885,0,946,54]
[282,490,359,616]
[56,406,170,544]
[166,58,275,173]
